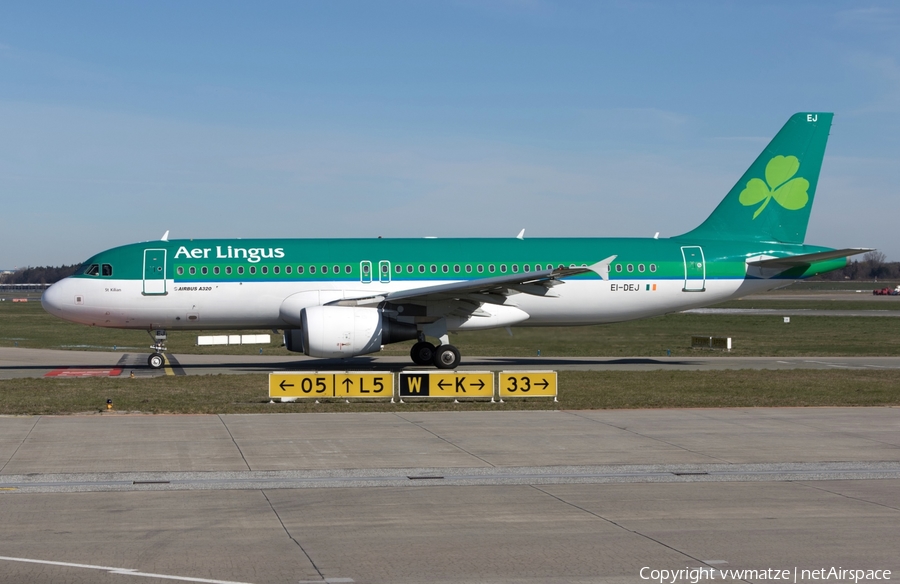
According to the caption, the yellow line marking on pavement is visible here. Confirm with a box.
[163,355,174,376]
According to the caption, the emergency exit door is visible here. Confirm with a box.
[681,246,706,292]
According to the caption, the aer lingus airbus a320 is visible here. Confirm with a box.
[43,113,869,369]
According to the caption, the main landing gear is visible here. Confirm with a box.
[410,340,461,369]
[147,329,168,369]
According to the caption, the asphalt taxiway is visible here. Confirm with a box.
[3,346,900,379]
[0,408,898,583]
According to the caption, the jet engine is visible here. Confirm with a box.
[283,305,417,358]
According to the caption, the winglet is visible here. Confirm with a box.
[587,255,617,281]
[516,229,525,240]
[161,230,169,242]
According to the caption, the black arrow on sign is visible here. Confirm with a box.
[534,378,550,390]
[437,379,451,390]
[342,378,354,391]
[279,379,294,391]
[472,379,485,390]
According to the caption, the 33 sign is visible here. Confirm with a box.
[498,371,557,398]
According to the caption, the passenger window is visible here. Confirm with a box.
[250,266,256,275]
[500,264,507,273]
[489,265,495,273]
[226,266,232,275]
[419,265,425,273]
[430,265,437,273]
[523,265,530,272]
[101,264,113,277]
[177,267,184,276]
[321,265,327,274]
[332,266,338,274]
[465,265,472,273]
[535,264,541,271]
[238,266,244,275]
[310,266,316,274]
[345,265,351,274]
[512,264,519,273]
[627,264,634,272]
[201,267,208,275]
[442,265,449,273]
[477,265,484,273]
[395,265,402,273]
[638,264,645,273]
[285,266,291,274]
[189,267,196,275]
[650,264,657,272]
[298,266,304,274]
[454,265,460,273]
[85,264,100,276]
[214,266,220,275]
[407,265,413,273]
[273,266,280,274]
[261,266,268,275]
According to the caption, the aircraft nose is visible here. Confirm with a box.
[41,279,71,318]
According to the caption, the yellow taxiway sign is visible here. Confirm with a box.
[498,371,557,398]
[268,372,392,399]
[399,371,494,398]
[333,372,393,398]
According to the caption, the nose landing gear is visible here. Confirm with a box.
[147,329,168,369]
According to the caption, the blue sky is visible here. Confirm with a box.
[2,0,899,267]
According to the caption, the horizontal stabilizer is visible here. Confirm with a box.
[746,248,872,269]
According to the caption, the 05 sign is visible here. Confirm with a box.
[268,373,334,398]
[498,371,557,398]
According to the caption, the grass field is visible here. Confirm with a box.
[0,369,897,415]
[714,299,900,311]
[774,280,900,291]
[2,288,899,414]
[3,299,899,357]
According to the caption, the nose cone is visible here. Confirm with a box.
[42,279,72,320]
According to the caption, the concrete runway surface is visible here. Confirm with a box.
[0,407,898,583]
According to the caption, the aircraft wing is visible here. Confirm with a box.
[746,248,872,269]
[331,255,617,308]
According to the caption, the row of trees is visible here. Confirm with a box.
[813,252,900,281]
[0,265,80,285]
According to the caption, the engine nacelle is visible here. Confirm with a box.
[285,306,417,358]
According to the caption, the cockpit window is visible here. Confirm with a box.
[85,264,100,276]
[101,264,113,277]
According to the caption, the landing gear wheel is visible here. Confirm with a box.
[410,341,436,366]
[148,352,165,369]
[433,345,461,369]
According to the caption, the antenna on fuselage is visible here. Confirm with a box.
[653,232,659,239]
[516,229,525,240]
[161,230,170,242]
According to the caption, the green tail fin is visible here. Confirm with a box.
[679,112,833,244]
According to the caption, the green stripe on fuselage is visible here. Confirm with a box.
[71,237,841,284]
